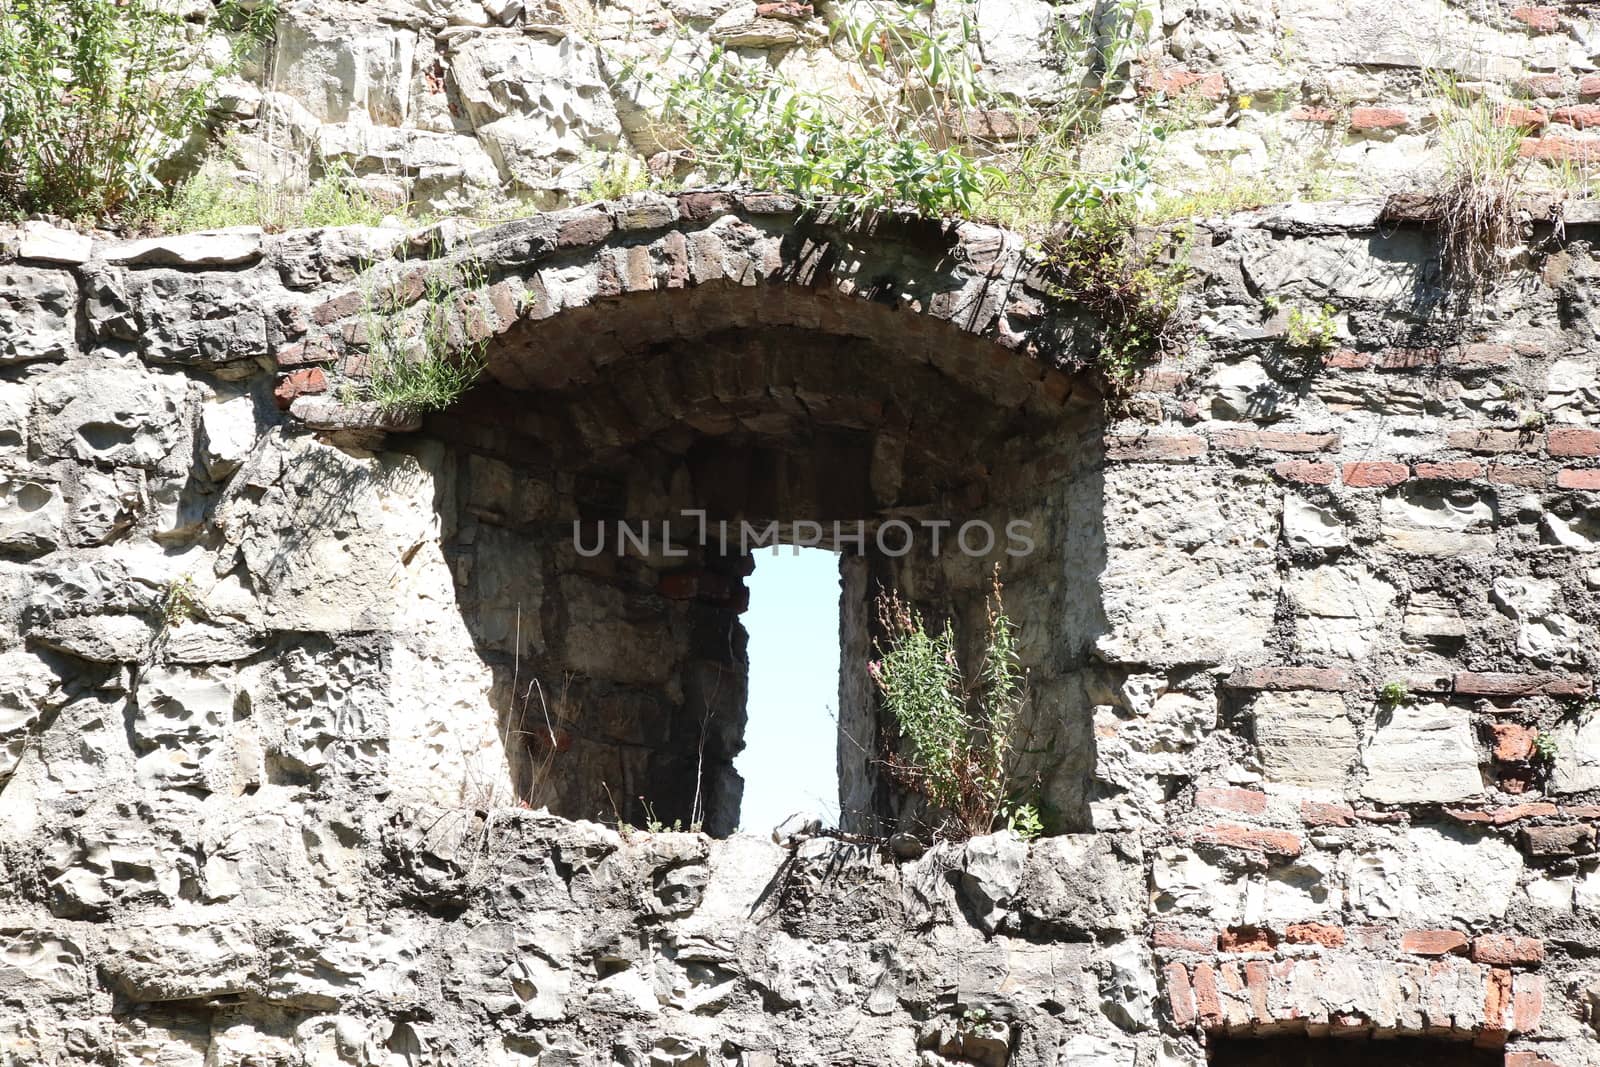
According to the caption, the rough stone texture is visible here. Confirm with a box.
[4,193,1600,1064]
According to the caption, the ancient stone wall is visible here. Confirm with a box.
[218,0,1600,217]
[0,189,1599,1065]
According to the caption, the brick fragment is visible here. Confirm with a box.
[1455,672,1591,697]
[1343,461,1409,487]
[1520,136,1600,163]
[1195,823,1302,857]
[1414,460,1484,480]
[1349,106,1408,131]
[1447,428,1541,454]
[1146,68,1227,100]
[1155,925,1217,953]
[1401,929,1469,956]
[1487,463,1548,488]
[1284,922,1345,947]
[1272,460,1336,485]
[1210,429,1340,453]
[1552,105,1600,130]
[1192,963,1223,1028]
[1486,967,1515,1034]
[1521,73,1564,97]
[1521,823,1595,857]
[1165,962,1196,1028]
[754,0,812,16]
[1300,800,1356,827]
[1291,106,1339,124]
[1493,724,1538,762]
[1376,346,1439,369]
[1548,426,1600,457]
[1491,802,1558,824]
[1500,106,1549,129]
[1218,925,1278,952]
[1243,959,1271,1023]
[1558,468,1600,490]
[311,290,362,326]
[274,368,327,410]
[1513,973,1545,1033]
[1227,667,1350,691]
[555,208,615,247]
[1511,6,1560,31]
[1472,936,1544,967]
[1106,433,1207,462]
[1196,786,1267,815]
[1583,72,1600,97]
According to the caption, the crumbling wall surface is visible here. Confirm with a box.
[4,193,1600,1065]
[220,0,1600,212]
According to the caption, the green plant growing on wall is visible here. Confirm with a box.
[0,0,277,222]
[1376,681,1412,709]
[1284,302,1338,350]
[869,570,1037,841]
[1426,70,1534,306]
[361,256,491,417]
[1533,731,1559,762]
[162,574,197,628]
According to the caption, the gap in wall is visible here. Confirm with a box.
[734,545,843,833]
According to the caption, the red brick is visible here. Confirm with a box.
[555,209,615,247]
[1376,346,1440,369]
[1401,929,1469,956]
[1558,468,1600,489]
[1210,429,1341,454]
[1229,667,1350,692]
[1473,936,1545,967]
[1192,963,1223,1028]
[1349,106,1408,131]
[1272,460,1336,485]
[1552,105,1600,129]
[1548,426,1600,457]
[1456,671,1591,697]
[1512,973,1544,1033]
[1520,135,1600,162]
[1343,461,1409,487]
[1218,925,1278,952]
[276,335,339,367]
[1155,925,1217,953]
[1487,463,1548,488]
[273,368,327,410]
[1511,6,1560,31]
[1486,967,1515,1034]
[1166,962,1197,1028]
[1300,800,1356,827]
[1492,803,1558,824]
[1146,68,1227,100]
[1414,460,1484,480]
[1521,823,1595,857]
[1196,786,1267,815]
[1493,724,1538,762]
[1244,959,1271,1023]
[1448,428,1542,454]
[1291,106,1339,124]
[1130,367,1187,393]
[753,0,812,16]
[1563,804,1600,818]
[1584,73,1600,97]
[1520,73,1565,97]
[1322,348,1372,369]
[1505,1052,1558,1067]
[1284,922,1346,947]
[1499,106,1549,129]
[1106,433,1207,462]
[1195,823,1302,857]
[1454,343,1517,368]
[311,290,362,326]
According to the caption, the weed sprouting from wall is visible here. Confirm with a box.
[1427,70,1535,306]
[361,255,491,417]
[870,571,1038,842]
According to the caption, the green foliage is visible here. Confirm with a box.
[1427,70,1531,304]
[1284,303,1338,351]
[1377,681,1412,709]
[162,574,197,628]
[159,158,394,233]
[0,0,276,222]
[1534,732,1559,762]
[361,256,491,417]
[582,155,653,202]
[870,571,1032,841]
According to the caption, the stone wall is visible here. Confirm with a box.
[5,189,1600,1065]
[201,0,1600,218]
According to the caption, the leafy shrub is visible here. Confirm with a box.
[869,572,1037,841]
[362,257,491,417]
[0,0,275,222]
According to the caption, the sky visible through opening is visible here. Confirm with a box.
[735,546,842,833]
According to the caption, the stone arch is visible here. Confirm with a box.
[280,192,1110,837]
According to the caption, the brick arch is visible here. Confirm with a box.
[278,190,1088,432]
